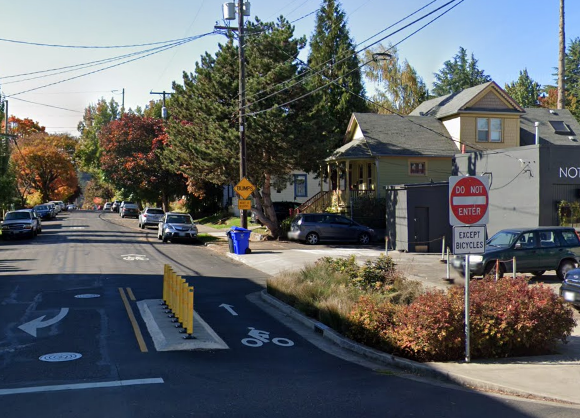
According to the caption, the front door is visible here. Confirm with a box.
[414,207,429,252]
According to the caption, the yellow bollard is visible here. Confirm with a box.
[184,286,194,336]
[170,269,177,314]
[163,264,169,305]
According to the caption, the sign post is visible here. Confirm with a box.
[449,176,489,363]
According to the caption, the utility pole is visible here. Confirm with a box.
[122,88,125,116]
[558,0,565,110]
[217,1,250,229]
[150,91,173,120]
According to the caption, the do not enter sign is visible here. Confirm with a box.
[449,176,489,226]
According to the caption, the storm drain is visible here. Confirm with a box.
[39,353,82,362]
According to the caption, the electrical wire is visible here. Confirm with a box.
[6,96,83,113]
[243,0,452,108]
[0,34,204,49]
[4,32,216,98]
[245,1,462,116]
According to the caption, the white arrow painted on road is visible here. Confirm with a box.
[18,308,69,337]
[219,304,238,316]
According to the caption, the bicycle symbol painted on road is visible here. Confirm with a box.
[121,254,149,261]
[241,327,294,347]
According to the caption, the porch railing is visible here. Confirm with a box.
[294,191,332,214]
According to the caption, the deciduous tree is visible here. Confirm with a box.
[364,44,428,115]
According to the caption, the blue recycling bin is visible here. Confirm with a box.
[229,226,251,255]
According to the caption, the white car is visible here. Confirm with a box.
[139,207,165,229]
[157,212,198,243]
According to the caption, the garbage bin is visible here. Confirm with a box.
[226,230,235,253]
[230,226,251,255]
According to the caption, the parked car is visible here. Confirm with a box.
[560,268,580,306]
[287,213,375,245]
[111,201,121,212]
[138,207,165,229]
[251,201,300,225]
[157,212,198,243]
[120,203,140,218]
[49,201,62,213]
[34,204,55,220]
[67,204,76,211]
[119,201,135,216]
[103,202,112,211]
[1,210,40,239]
[18,209,42,234]
[451,226,580,280]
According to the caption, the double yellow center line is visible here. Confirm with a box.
[118,287,148,353]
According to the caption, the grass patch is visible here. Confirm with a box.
[195,214,242,229]
[196,234,224,244]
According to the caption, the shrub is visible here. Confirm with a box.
[346,296,399,352]
[391,277,576,362]
[316,255,359,281]
[353,255,398,290]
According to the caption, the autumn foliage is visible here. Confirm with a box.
[10,132,78,204]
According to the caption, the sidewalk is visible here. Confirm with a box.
[202,225,580,405]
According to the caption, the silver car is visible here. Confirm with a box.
[287,213,375,245]
[157,212,198,243]
[139,207,165,229]
[1,210,41,239]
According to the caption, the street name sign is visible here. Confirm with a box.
[449,176,489,226]
[234,177,256,199]
[453,225,486,255]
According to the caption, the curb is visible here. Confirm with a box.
[258,289,576,404]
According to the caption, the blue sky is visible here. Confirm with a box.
[1,0,578,136]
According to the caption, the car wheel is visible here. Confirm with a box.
[162,234,169,243]
[140,223,145,229]
[557,260,576,280]
[305,232,319,245]
[358,232,371,245]
[157,232,162,240]
[483,261,504,278]
[531,270,546,277]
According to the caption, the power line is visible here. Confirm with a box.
[0,34,203,49]
[7,97,83,113]
[245,0,462,114]
[5,32,216,98]
[243,0,449,107]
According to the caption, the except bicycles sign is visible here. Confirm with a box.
[449,176,489,226]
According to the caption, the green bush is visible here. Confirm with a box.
[346,296,399,352]
[391,277,576,362]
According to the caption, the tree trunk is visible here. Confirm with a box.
[558,0,565,110]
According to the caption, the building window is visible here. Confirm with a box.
[367,163,373,189]
[409,161,426,176]
[294,174,307,197]
[358,165,364,187]
[477,118,502,142]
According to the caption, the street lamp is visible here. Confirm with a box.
[217,1,251,228]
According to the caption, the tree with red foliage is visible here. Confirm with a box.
[99,114,185,209]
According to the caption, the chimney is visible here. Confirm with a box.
[534,122,540,145]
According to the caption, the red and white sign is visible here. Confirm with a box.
[449,176,489,226]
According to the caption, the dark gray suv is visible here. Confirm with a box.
[287,213,375,245]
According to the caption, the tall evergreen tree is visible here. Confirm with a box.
[364,44,428,115]
[564,37,580,120]
[306,0,368,154]
[432,47,491,96]
[164,18,310,236]
[504,69,541,108]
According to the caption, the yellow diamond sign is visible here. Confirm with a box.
[234,177,256,199]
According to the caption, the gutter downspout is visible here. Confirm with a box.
[535,122,540,145]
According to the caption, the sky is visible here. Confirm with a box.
[1,0,579,137]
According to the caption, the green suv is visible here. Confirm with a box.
[451,227,580,280]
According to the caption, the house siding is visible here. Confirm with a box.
[459,114,520,151]
[377,157,452,196]
[467,91,511,110]
[270,172,325,203]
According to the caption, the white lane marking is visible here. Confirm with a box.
[39,352,82,362]
[74,294,101,299]
[121,254,149,261]
[219,303,238,316]
[18,308,69,337]
[0,378,164,396]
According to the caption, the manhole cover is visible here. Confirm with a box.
[74,294,101,299]
[39,352,82,362]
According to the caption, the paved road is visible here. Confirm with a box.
[1,211,579,417]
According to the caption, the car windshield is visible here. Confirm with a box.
[487,231,519,248]
[167,215,192,224]
[35,205,48,210]
[5,212,31,220]
[147,209,164,214]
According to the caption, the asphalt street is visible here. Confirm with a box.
[1,210,579,417]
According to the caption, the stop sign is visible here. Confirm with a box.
[449,176,489,225]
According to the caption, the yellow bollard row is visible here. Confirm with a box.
[163,264,194,337]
